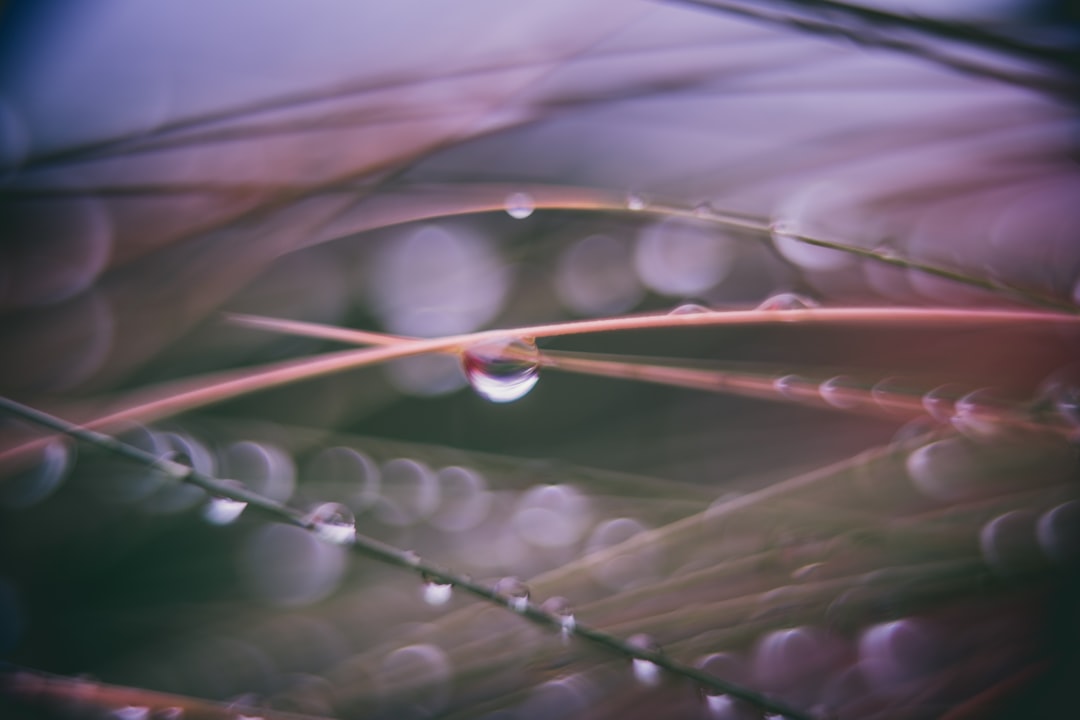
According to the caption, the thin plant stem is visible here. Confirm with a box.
[3,303,1075,468]
[0,666,331,720]
[0,395,815,720]
[224,311,1073,435]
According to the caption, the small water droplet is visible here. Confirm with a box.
[306,502,356,545]
[627,633,662,687]
[773,374,806,399]
[891,416,937,448]
[202,479,248,525]
[818,376,860,409]
[951,388,1002,437]
[494,576,530,612]
[626,193,647,211]
[1051,385,1079,427]
[111,707,149,720]
[1037,500,1080,566]
[423,579,453,607]
[870,376,910,413]
[540,596,576,639]
[158,450,194,480]
[693,202,712,218]
[462,337,540,403]
[669,303,711,315]
[922,384,959,423]
[757,292,819,311]
[402,549,422,566]
[504,192,534,219]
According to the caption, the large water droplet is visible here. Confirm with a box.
[306,502,356,545]
[628,633,662,687]
[757,292,819,311]
[626,193,647,211]
[423,579,453,607]
[494,576,530,612]
[669,303,711,315]
[504,192,534,219]
[819,376,859,409]
[462,337,540,403]
[202,479,248,526]
[540,595,576,640]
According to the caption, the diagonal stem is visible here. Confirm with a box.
[0,395,815,720]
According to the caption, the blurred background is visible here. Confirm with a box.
[1,1,1079,718]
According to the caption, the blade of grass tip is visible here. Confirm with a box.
[0,397,815,720]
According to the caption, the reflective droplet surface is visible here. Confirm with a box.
[423,580,453,607]
[111,707,150,720]
[494,576,530,612]
[669,303,711,315]
[0,437,72,509]
[462,337,540,403]
[922,384,960,423]
[694,201,712,217]
[950,388,1002,437]
[539,595,576,638]
[626,193,647,211]
[504,192,534,219]
[819,376,859,409]
[1036,500,1080,566]
[628,633,662,687]
[202,479,248,526]
[757,292,819,311]
[774,374,806,399]
[306,502,356,545]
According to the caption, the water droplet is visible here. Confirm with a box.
[1051,385,1079,427]
[922,384,959,423]
[773,374,806,399]
[951,388,1003,437]
[819,376,859,409]
[540,596,576,639]
[1037,500,1080,566]
[891,416,937,448]
[111,707,149,720]
[494,576,530,612]
[669,302,711,315]
[626,193,647,211]
[627,633,662,687]
[423,579,453,607]
[757,292,819,311]
[157,450,195,481]
[462,337,540,403]
[870,376,910,413]
[504,192,534,219]
[402,549,422,566]
[306,502,356,545]
[693,202,712,218]
[202,479,248,526]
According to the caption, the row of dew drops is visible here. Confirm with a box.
[53,191,1079,720]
